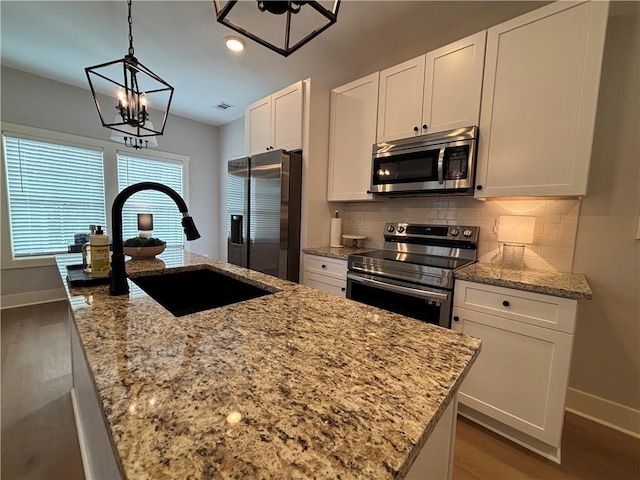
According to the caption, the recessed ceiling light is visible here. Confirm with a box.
[225,36,245,52]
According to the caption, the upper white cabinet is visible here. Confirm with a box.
[245,81,303,156]
[474,1,609,198]
[377,55,426,142]
[327,72,379,201]
[377,31,486,142]
[423,31,486,135]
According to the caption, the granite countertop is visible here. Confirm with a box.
[302,246,376,261]
[455,262,593,300]
[56,248,481,480]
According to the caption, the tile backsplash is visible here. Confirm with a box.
[337,197,580,272]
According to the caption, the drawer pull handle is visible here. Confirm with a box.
[321,264,327,269]
[502,300,510,307]
[453,316,459,322]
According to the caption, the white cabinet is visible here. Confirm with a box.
[474,0,609,198]
[302,254,347,297]
[422,31,486,134]
[377,55,426,142]
[327,72,379,201]
[452,280,579,463]
[245,81,303,156]
[377,31,486,142]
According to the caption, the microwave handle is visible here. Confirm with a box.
[437,147,446,184]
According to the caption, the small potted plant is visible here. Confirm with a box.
[123,236,166,259]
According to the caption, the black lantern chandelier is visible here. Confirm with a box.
[85,0,174,149]
[214,1,341,57]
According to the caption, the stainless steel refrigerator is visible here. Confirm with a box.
[227,149,302,282]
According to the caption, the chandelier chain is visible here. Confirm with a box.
[127,0,134,56]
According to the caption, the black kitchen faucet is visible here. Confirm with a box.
[109,182,200,296]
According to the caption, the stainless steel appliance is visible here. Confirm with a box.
[369,126,478,196]
[227,150,302,282]
[347,223,479,328]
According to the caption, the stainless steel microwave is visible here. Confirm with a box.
[369,126,478,196]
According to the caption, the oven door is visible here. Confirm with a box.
[346,272,452,328]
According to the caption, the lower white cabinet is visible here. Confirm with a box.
[452,280,578,463]
[303,254,347,297]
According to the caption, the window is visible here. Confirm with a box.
[117,153,185,246]
[3,135,106,257]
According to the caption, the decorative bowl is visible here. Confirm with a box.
[123,244,166,259]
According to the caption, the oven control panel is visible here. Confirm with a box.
[384,223,479,243]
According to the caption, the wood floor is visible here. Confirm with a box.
[2,301,639,479]
[2,301,84,480]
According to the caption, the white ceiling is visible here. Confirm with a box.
[1,0,550,127]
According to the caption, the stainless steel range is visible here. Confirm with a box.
[347,223,479,328]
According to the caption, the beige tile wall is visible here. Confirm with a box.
[337,197,581,272]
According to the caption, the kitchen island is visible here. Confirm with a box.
[56,249,481,479]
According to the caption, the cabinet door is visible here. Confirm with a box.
[422,31,486,134]
[304,272,347,297]
[474,1,609,198]
[272,80,303,153]
[245,95,272,156]
[327,73,379,201]
[377,55,426,142]
[451,306,573,447]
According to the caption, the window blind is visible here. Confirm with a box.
[3,135,106,256]
[117,154,184,246]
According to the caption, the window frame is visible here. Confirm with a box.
[1,122,190,269]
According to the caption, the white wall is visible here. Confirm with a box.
[217,117,245,261]
[569,1,640,420]
[1,67,220,305]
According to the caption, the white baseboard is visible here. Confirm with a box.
[0,288,66,310]
[566,387,640,439]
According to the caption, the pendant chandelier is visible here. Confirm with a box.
[213,1,341,57]
[85,0,174,149]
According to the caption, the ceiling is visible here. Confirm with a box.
[1,1,550,127]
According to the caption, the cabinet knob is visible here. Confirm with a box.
[476,185,483,191]
[413,126,419,132]
[453,316,459,322]
[502,300,510,307]
[422,124,428,130]
[341,287,346,292]
[321,264,326,269]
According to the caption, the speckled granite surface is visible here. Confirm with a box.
[455,262,592,300]
[302,246,375,261]
[57,248,481,480]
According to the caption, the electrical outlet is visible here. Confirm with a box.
[356,214,364,226]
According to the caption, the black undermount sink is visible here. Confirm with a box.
[131,268,272,317]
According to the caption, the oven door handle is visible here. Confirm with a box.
[347,273,450,301]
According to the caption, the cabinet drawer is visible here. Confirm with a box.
[304,255,347,280]
[454,280,577,333]
[304,272,347,297]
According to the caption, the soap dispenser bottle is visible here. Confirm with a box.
[90,226,110,278]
